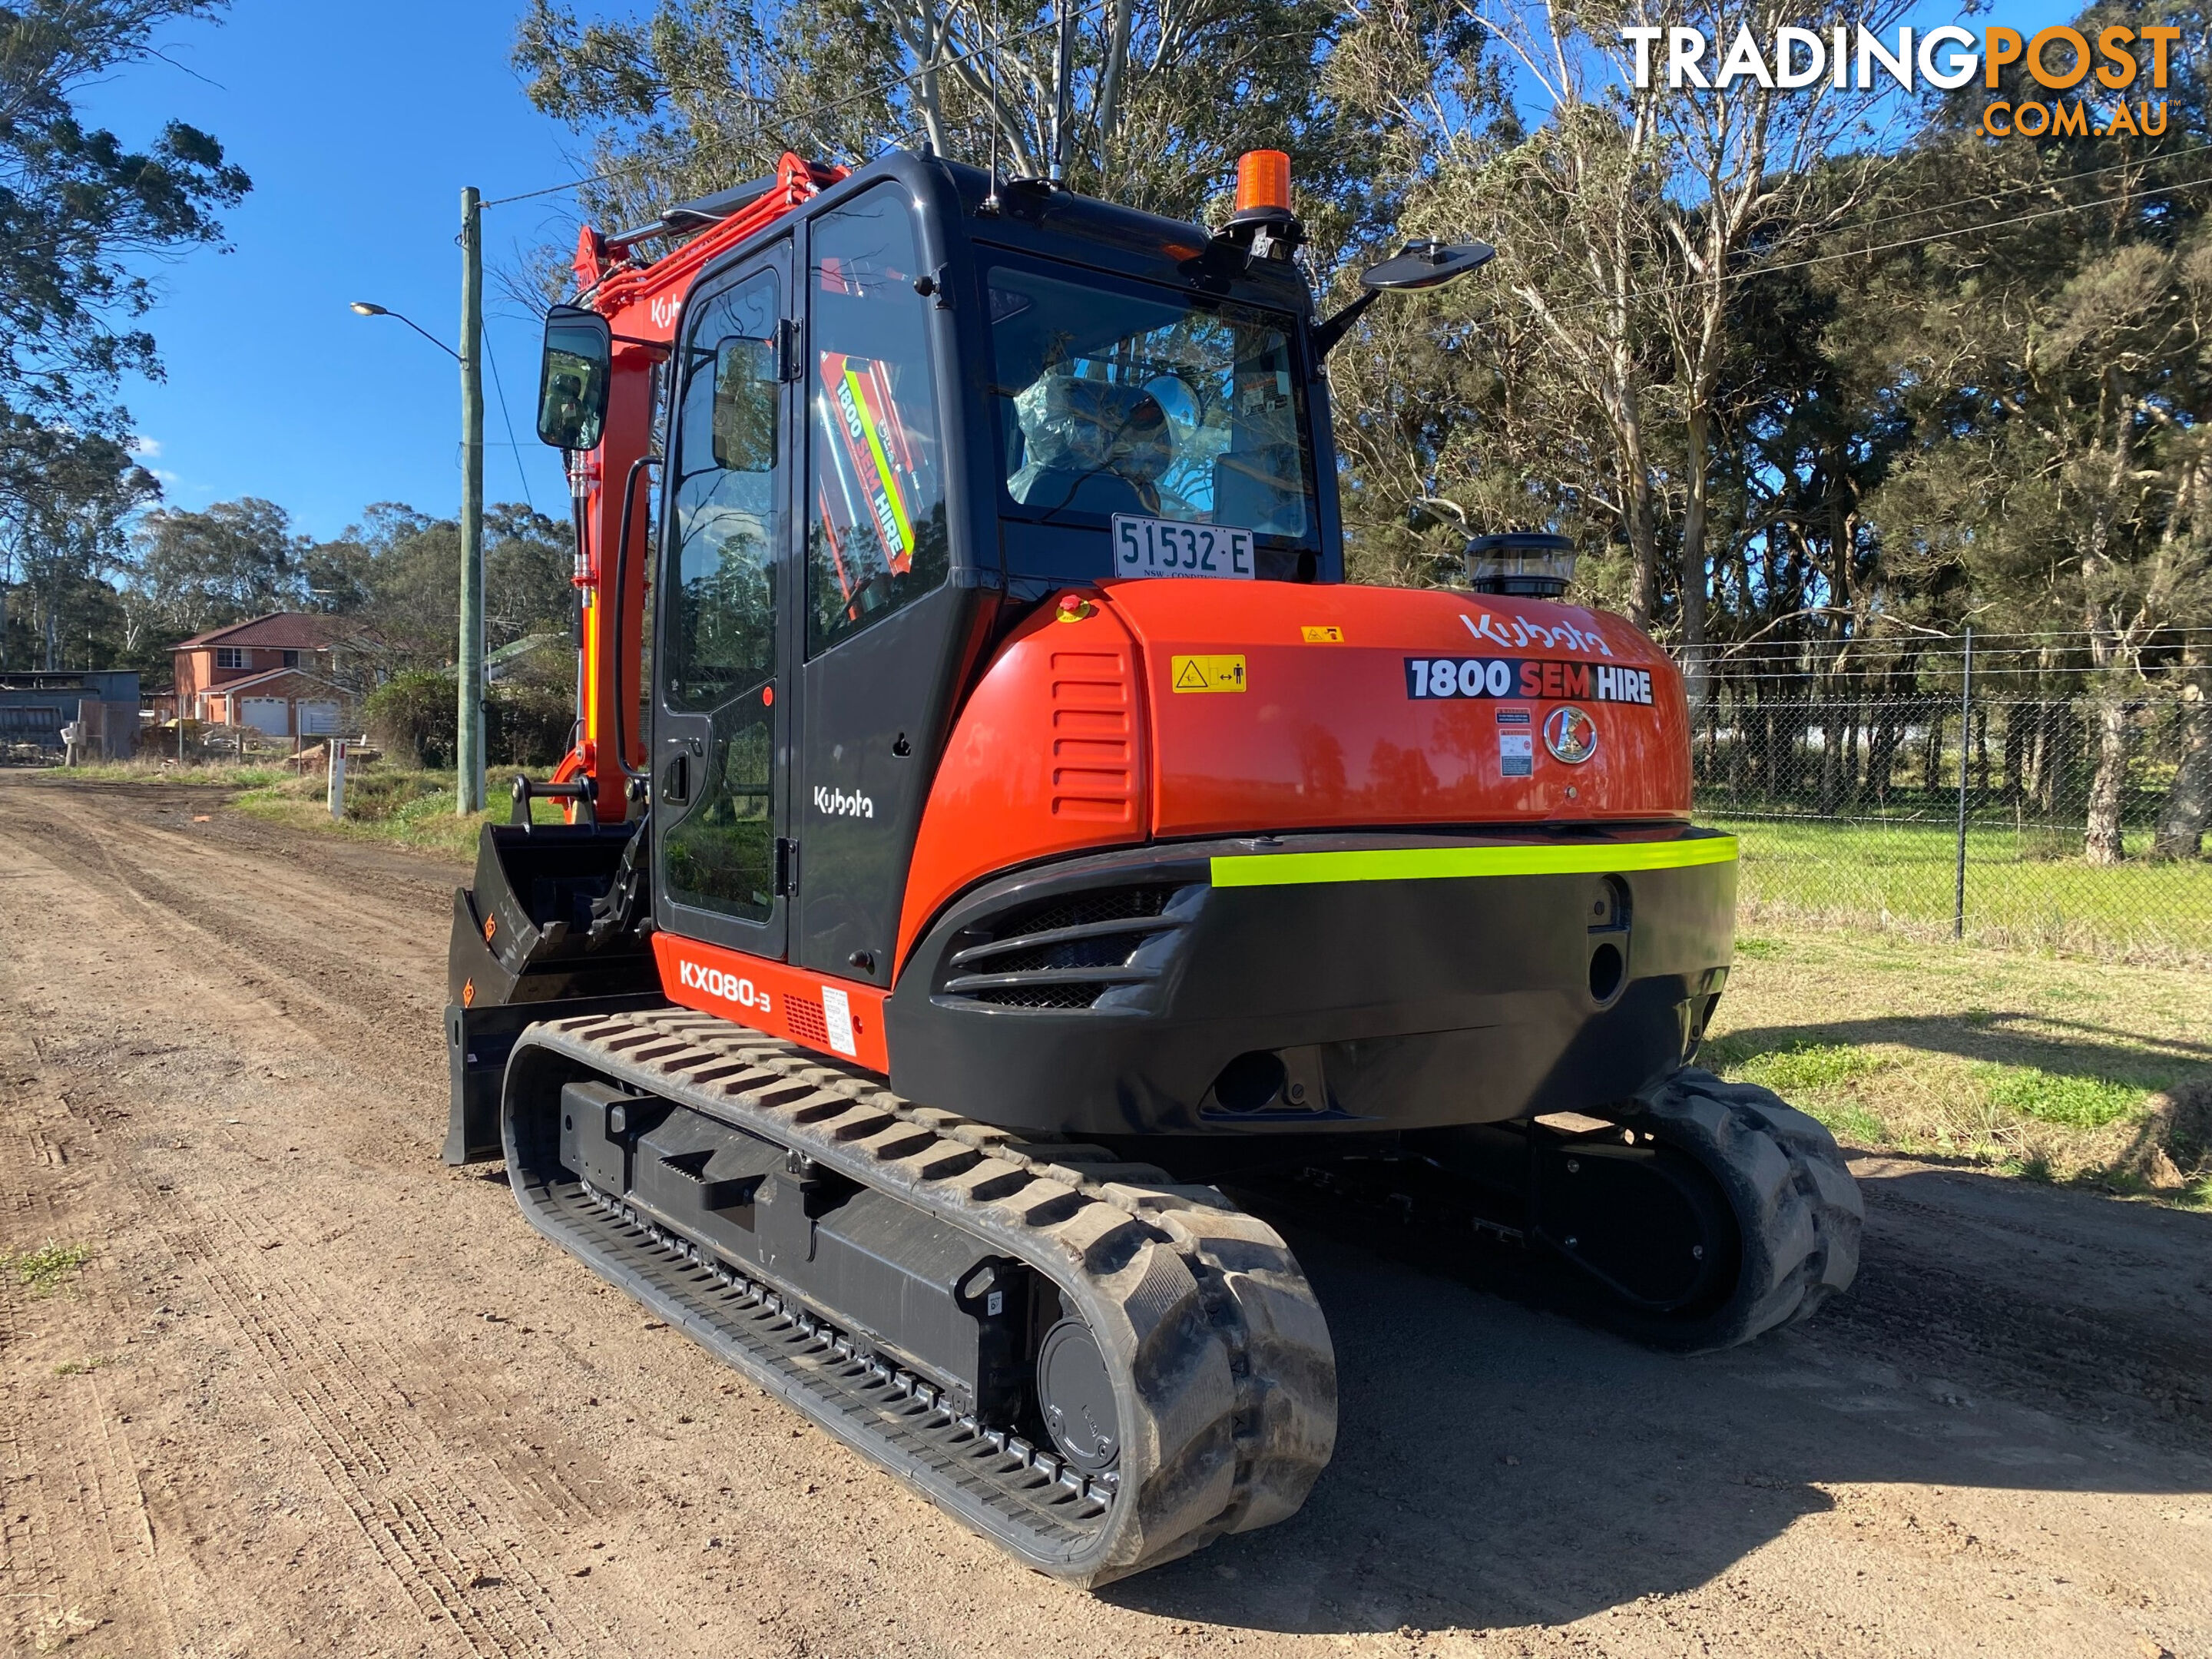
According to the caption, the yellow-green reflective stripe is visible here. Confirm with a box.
[1209,835,1738,889]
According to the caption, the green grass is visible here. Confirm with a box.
[1705,926,2212,1200]
[1712,813,2212,963]
[53,760,290,788]
[5,1240,92,1296]
[1731,1039,1889,1094]
[1972,1063,2144,1129]
[41,757,570,860]
[1803,1101,1889,1144]
[227,765,571,859]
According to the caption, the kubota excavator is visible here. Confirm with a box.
[441,147,1862,1585]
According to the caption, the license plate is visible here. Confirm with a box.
[1112,515,1255,580]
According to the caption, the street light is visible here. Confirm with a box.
[349,246,488,820]
[349,300,461,361]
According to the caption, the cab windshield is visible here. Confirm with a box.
[986,260,1316,544]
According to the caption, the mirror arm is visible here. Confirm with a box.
[1312,289,1383,360]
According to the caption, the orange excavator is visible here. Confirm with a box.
[442,147,1860,1584]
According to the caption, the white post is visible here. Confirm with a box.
[327,737,348,820]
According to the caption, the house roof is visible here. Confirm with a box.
[204,666,350,697]
[174,613,344,651]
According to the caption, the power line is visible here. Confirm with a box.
[1495,168,2212,330]
[1790,138,2212,245]
[479,329,537,512]
[481,6,1088,211]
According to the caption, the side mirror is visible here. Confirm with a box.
[536,304,611,451]
[1313,239,1498,359]
[1358,239,1495,291]
[710,336,778,472]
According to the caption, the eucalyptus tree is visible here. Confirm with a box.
[515,0,1368,233]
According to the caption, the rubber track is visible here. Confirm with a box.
[1634,1066,1864,1350]
[504,1007,1336,1586]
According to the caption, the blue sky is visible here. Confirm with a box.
[80,1,614,541]
[81,2,2085,544]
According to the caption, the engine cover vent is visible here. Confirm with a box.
[939,882,1204,1012]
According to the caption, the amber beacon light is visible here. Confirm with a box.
[1233,150,1293,219]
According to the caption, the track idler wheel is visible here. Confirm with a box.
[1552,1068,1863,1352]
[1036,1318,1121,1475]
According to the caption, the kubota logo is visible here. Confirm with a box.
[677,958,773,1013]
[813,785,874,819]
[1545,705,1599,766]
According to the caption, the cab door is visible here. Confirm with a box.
[653,241,796,959]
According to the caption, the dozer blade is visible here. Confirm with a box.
[501,1008,1336,1586]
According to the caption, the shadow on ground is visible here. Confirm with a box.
[1710,1012,2212,1091]
[1101,1160,2212,1635]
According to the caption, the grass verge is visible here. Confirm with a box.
[38,758,568,859]
[1706,927,2212,1206]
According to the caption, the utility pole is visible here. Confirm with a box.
[1050,0,1073,184]
[456,184,486,814]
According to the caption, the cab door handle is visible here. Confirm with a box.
[661,754,689,805]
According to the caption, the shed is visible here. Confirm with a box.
[0,671,141,760]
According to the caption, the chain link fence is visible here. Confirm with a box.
[1688,631,2212,965]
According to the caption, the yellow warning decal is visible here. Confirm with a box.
[1211,834,1738,887]
[1300,625,1345,644]
[1171,654,1247,693]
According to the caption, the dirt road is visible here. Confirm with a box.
[2,772,2207,1659]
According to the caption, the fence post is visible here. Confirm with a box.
[328,737,348,821]
[1954,625,1972,939]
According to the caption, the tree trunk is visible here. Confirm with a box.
[2153,684,2210,859]
[1818,707,1842,815]
[1678,406,1710,706]
[2078,385,2140,866]
[2084,691,2131,865]
[1619,399,1658,631]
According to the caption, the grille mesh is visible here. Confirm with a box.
[1005,887,1172,936]
[786,995,830,1047]
[982,934,1146,975]
[945,884,1187,1012]
[968,983,1104,1010]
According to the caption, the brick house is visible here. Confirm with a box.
[172,614,356,738]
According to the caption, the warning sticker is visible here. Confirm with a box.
[1499,730,1534,777]
[821,985,857,1058]
[1300,625,1346,644]
[1171,654,1247,694]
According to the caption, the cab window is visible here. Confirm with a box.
[666,270,780,713]
[987,260,1316,543]
[805,187,949,655]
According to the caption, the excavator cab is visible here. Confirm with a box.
[440,148,1862,1587]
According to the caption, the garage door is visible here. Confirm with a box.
[240,697,290,737]
[298,701,340,736]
